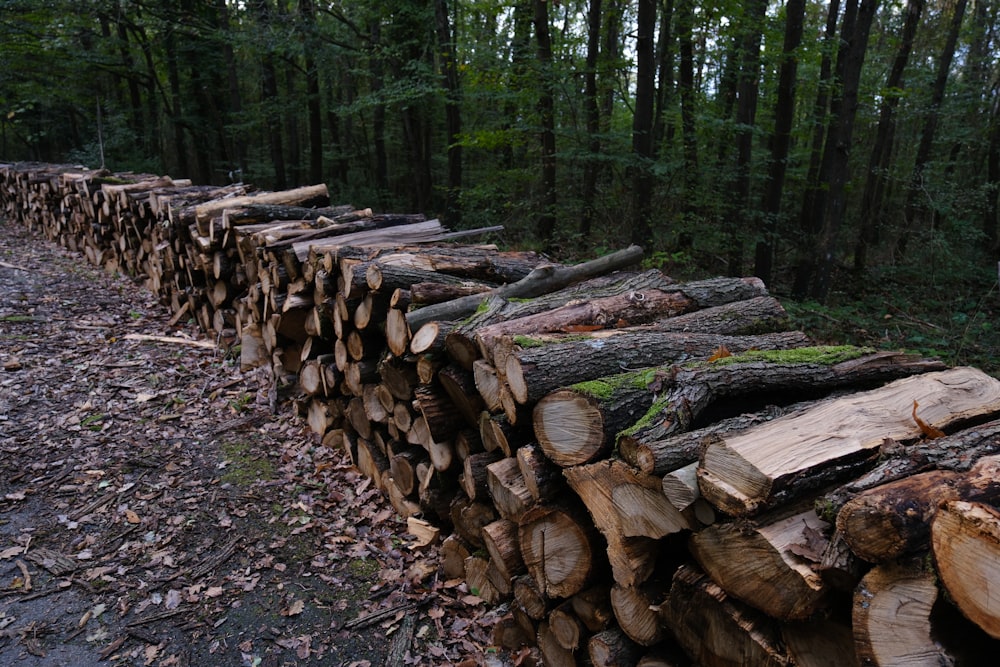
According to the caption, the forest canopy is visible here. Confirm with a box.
[1,0,999,306]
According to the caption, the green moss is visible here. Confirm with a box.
[347,557,380,579]
[512,335,546,349]
[814,498,838,524]
[570,367,662,400]
[618,394,673,439]
[704,345,872,367]
[220,438,276,487]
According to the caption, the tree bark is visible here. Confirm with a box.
[700,367,1000,516]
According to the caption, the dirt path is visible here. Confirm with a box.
[0,219,505,666]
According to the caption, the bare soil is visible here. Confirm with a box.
[0,218,507,666]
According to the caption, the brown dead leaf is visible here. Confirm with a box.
[204,586,224,598]
[707,344,732,362]
[281,599,305,617]
[125,509,141,524]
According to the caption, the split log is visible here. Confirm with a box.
[537,621,576,667]
[699,365,1000,516]
[660,564,790,667]
[548,602,586,651]
[852,559,952,665]
[513,574,550,620]
[482,518,527,582]
[564,459,691,540]
[610,582,667,646]
[518,503,597,599]
[661,463,716,526]
[516,443,565,504]
[460,450,503,501]
[487,457,534,520]
[449,495,497,548]
[817,417,1000,522]
[464,554,502,604]
[688,507,831,620]
[504,330,811,406]
[931,500,1000,639]
[439,534,472,580]
[571,585,614,633]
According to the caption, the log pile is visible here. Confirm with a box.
[5,162,1000,665]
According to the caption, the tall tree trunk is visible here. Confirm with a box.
[580,0,603,239]
[218,0,246,178]
[165,2,189,177]
[435,0,463,227]
[652,0,675,152]
[369,19,388,200]
[534,0,557,248]
[726,0,767,276]
[754,0,805,285]
[987,95,1000,253]
[853,0,923,273]
[284,61,302,186]
[256,0,286,189]
[677,0,699,222]
[631,0,657,247]
[114,17,145,152]
[791,0,841,298]
[300,0,323,185]
[897,0,969,258]
[810,0,880,301]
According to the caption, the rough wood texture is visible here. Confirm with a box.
[518,503,596,599]
[689,508,831,620]
[699,366,1000,516]
[661,564,790,667]
[932,500,1000,639]
[852,559,952,666]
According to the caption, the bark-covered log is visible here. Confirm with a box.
[782,619,859,667]
[407,246,646,332]
[516,443,565,503]
[482,518,527,582]
[588,627,641,667]
[505,330,811,406]
[699,366,1000,516]
[817,417,1000,522]
[836,469,965,563]
[486,457,535,521]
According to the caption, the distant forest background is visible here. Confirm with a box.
[1,0,998,367]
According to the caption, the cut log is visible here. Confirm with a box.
[661,463,716,526]
[782,619,859,667]
[487,457,535,521]
[482,518,527,582]
[364,261,496,295]
[437,363,485,427]
[195,183,329,225]
[518,503,597,599]
[688,507,831,620]
[548,602,586,651]
[931,500,1000,639]
[439,534,472,580]
[610,582,667,646]
[464,554,502,604]
[699,366,1000,516]
[449,495,497,548]
[516,443,565,504]
[406,245,645,332]
[505,330,811,406]
[460,450,504,501]
[660,564,790,667]
[537,620,577,667]
[587,627,641,667]
[571,585,614,633]
[564,459,691,540]
[513,574,550,621]
[852,559,952,666]
[817,417,1000,522]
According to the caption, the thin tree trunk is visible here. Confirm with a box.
[726,0,767,276]
[369,20,388,199]
[630,0,657,247]
[534,0,557,247]
[580,0,603,238]
[300,0,323,185]
[435,0,463,227]
[754,0,805,285]
[897,0,969,258]
[811,0,880,301]
[853,0,923,272]
[791,0,841,298]
[677,0,699,221]
[165,1,189,177]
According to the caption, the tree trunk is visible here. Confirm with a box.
[434,0,463,227]
[754,0,805,284]
[630,0,657,247]
[533,0,557,247]
[853,0,923,272]
[580,0,603,238]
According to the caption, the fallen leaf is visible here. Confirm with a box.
[164,589,182,610]
[4,492,26,501]
[912,400,945,439]
[125,509,141,524]
[0,546,25,559]
[204,586,224,598]
[281,599,305,617]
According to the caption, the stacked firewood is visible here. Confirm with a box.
[5,163,1000,666]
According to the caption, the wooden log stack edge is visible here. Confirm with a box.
[5,162,1000,666]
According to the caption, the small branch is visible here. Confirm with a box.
[121,333,216,349]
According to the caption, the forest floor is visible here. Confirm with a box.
[0,218,510,667]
